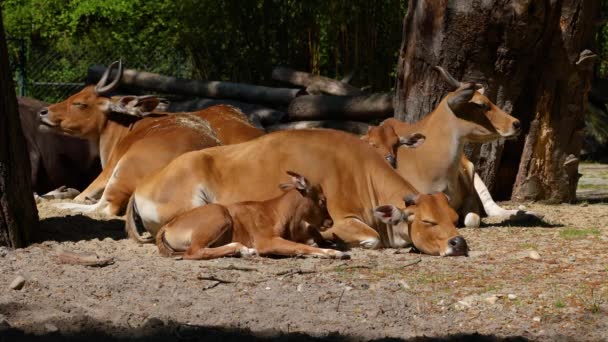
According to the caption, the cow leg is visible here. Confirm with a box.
[473,173,544,222]
[459,158,481,228]
[74,166,113,202]
[256,237,349,259]
[321,218,382,249]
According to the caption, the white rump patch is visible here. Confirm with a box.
[134,195,161,232]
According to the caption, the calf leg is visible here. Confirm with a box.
[256,237,349,259]
[158,205,256,260]
[74,166,112,202]
[320,218,382,249]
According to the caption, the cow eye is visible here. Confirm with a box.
[72,102,87,108]
[422,219,437,226]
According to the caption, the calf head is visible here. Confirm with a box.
[374,192,468,256]
[435,66,521,143]
[38,61,163,139]
[279,171,333,232]
[361,126,425,167]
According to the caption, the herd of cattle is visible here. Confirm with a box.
[23,61,542,259]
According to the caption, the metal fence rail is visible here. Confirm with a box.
[7,37,193,103]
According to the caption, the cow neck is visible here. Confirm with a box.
[371,159,419,209]
[395,99,464,193]
[98,119,132,168]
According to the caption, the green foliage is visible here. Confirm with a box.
[2,0,406,100]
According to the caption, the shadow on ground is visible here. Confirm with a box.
[34,215,125,243]
[0,320,531,342]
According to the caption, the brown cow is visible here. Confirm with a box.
[18,97,100,195]
[360,66,540,227]
[126,129,467,256]
[38,61,264,216]
[156,171,348,260]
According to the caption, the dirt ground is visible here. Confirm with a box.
[1,165,607,341]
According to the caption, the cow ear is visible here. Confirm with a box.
[286,171,310,191]
[133,95,161,114]
[373,205,403,224]
[399,133,425,148]
[404,194,419,207]
[448,82,477,109]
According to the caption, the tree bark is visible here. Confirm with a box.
[272,67,363,96]
[288,93,393,121]
[88,65,300,107]
[395,0,598,203]
[0,10,39,248]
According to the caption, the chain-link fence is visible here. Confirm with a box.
[7,37,193,103]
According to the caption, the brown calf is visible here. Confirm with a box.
[374,193,467,256]
[156,171,348,260]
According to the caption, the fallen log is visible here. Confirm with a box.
[56,250,114,267]
[266,120,370,136]
[272,67,363,96]
[88,65,300,106]
[287,93,393,121]
[167,98,286,127]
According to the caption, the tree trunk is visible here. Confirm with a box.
[288,93,393,121]
[88,65,300,107]
[395,0,598,203]
[0,10,38,248]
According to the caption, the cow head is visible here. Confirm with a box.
[279,171,333,232]
[361,125,425,168]
[435,66,521,143]
[374,192,468,256]
[38,61,164,139]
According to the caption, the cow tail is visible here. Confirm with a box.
[125,195,155,244]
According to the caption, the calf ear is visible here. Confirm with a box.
[399,132,426,148]
[373,205,404,224]
[286,171,310,191]
[133,95,162,114]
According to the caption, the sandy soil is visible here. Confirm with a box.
[0,168,607,341]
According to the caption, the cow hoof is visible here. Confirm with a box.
[360,238,381,249]
[41,187,81,200]
[335,251,351,260]
[464,213,481,228]
[239,247,257,258]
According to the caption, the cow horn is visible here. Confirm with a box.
[95,60,123,95]
[433,66,462,90]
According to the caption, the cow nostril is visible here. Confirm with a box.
[512,121,521,130]
[38,108,49,116]
[448,236,465,247]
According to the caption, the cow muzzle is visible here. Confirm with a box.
[442,236,469,257]
[38,108,57,128]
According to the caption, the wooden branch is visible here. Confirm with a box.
[56,250,114,267]
[287,93,393,121]
[272,67,363,96]
[266,120,371,136]
[88,65,300,106]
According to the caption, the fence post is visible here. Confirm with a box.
[18,39,27,96]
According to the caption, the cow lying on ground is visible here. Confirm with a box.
[156,171,349,260]
[374,193,467,256]
[18,97,100,196]
[38,61,263,216]
[360,66,540,227]
[126,128,467,256]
